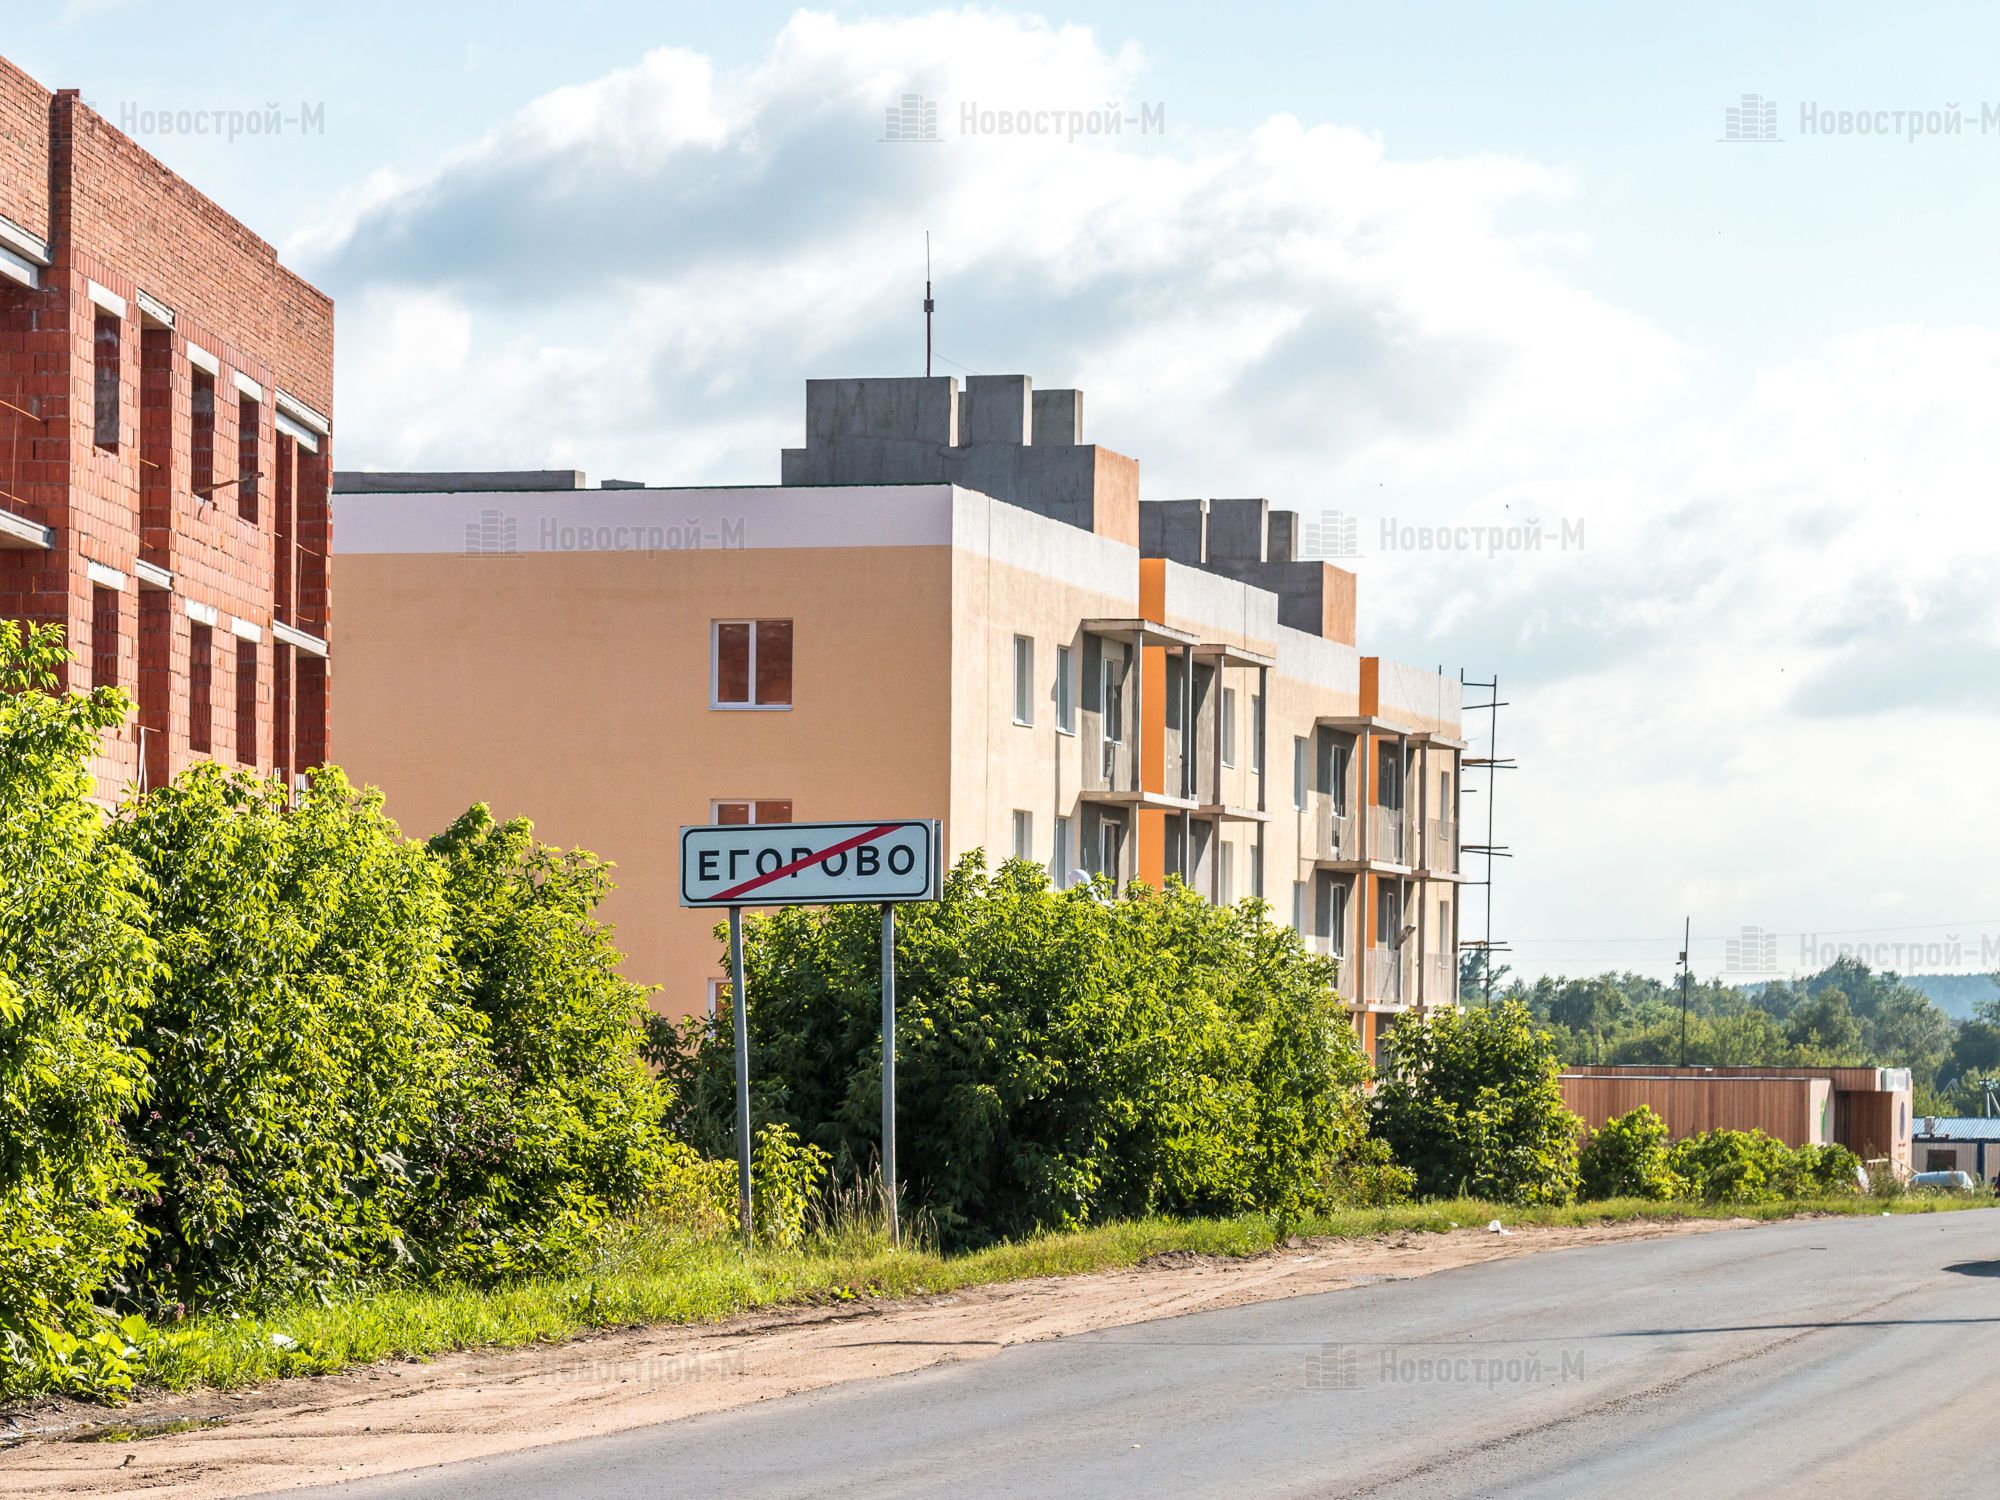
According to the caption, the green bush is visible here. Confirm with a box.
[1773,1141,1863,1199]
[1578,1107,1679,1201]
[0,628,688,1397]
[658,856,1373,1243]
[749,1122,832,1250]
[0,624,158,1398]
[1373,1002,1582,1206]
[411,807,674,1281]
[1667,1129,1788,1202]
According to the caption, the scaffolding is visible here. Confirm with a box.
[1458,671,1514,1003]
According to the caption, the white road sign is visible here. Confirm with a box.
[679,819,941,908]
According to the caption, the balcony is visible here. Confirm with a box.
[1424,817,1458,874]
[1424,952,1458,1004]
[1364,950,1409,1006]
[1367,804,1415,868]
[1304,791,1359,863]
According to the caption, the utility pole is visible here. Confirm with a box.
[923,231,934,377]
[1677,916,1691,1067]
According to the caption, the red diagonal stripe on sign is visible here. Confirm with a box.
[712,823,904,903]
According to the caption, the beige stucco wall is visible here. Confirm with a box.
[335,487,960,1017]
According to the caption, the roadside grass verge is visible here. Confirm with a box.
[114,1193,1993,1397]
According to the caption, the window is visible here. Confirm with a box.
[1291,879,1307,934]
[712,619,792,708]
[1056,645,1075,733]
[1053,815,1071,886]
[1377,739,1402,808]
[238,393,260,522]
[1250,692,1265,774]
[1164,654,1184,732]
[189,622,213,753]
[1251,839,1264,900]
[1098,818,1123,882]
[1012,634,1034,726]
[1218,842,1234,905]
[1293,737,1307,809]
[713,799,793,825]
[92,310,120,450]
[1331,741,1352,812]
[1012,809,1033,860]
[1220,686,1237,767]
[1330,880,1349,956]
[707,978,730,1018]
[191,367,215,499]
[90,585,119,689]
[1440,769,1452,815]
[236,637,257,766]
[1101,656,1124,744]
[1377,878,1403,945]
[1927,1149,1957,1173]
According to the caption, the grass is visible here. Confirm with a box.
[127,1191,1994,1396]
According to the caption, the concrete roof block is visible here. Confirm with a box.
[960,374,1032,446]
[1206,497,1269,562]
[1032,388,1083,446]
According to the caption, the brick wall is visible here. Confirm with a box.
[0,58,332,800]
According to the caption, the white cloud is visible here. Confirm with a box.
[303,8,2000,979]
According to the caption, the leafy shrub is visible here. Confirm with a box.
[411,808,674,1281]
[749,1122,831,1250]
[1578,1107,1679,1201]
[1667,1128,1789,1202]
[1317,1136,1416,1209]
[659,856,1372,1243]
[0,624,158,1398]
[1373,1002,1582,1206]
[1773,1141,1863,1199]
[111,766,460,1311]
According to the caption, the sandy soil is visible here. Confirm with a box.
[0,1217,1753,1499]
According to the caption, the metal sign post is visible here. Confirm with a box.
[682,820,939,1254]
[728,905,753,1247]
[880,903,898,1245]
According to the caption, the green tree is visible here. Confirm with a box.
[661,856,1372,1242]
[0,623,158,1397]
[1784,988,1864,1059]
[1373,1001,1581,1205]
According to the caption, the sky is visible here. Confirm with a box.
[14,1,2000,983]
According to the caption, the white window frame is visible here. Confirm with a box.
[1053,814,1071,886]
[1012,808,1033,861]
[1012,634,1034,727]
[706,978,728,1018]
[1056,644,1076,734]
[1251,692,1265,777]
[1330,880,1349,957]
[1102,656,1125,745]
[1218,841,1234,905]
[1220,686,1237,768]
[711,798,793,825]
[1292,879,1307,935]
[710,619,792,711]
[1293,737,1308,810]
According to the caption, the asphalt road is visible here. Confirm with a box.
[290,1211,2000,1500]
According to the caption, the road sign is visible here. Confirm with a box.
[679,819,939,908]
[681,817,940,1248]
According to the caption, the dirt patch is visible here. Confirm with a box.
[0,1216,1753,1499]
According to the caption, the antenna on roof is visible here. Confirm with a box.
[924,231,934,378]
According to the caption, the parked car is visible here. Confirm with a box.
[1908,1170,1978,1192]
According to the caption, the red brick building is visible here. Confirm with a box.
[0,56,331,797]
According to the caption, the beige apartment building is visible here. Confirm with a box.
[332,374,1463,1057]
